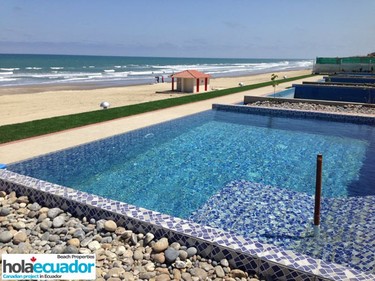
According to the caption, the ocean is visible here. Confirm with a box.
[0,54,313,87]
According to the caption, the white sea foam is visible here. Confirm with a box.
[25,67,42,70]
[104,69,115,73]
[50,67,64,70]
[0,68,19,71]
[0,71,13,75]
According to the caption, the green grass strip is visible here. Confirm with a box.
[0,74,313,144]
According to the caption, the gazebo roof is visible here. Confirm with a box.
[171,70,211,79]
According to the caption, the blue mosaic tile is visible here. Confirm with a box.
[2,169,375,281]
[259,259,315,281]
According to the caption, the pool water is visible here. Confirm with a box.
[9,110,375,219]
[267,87,295,98]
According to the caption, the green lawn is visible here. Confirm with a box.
[0,74,314,144]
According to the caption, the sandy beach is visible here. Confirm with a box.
[0,69,311,126]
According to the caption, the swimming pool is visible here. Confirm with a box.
[8,109,375,219]
[267,87,295,98]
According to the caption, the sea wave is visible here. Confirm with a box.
[0,71,13,75]
[0,57,313,87]
[0,68,19,71]
[25,67,42,70]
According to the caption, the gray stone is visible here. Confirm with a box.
[144,232,154,245]
[73,229,85,240]
[49,234,60,242]
[47,208,63,219]
[0,207,11,216]
[52,216,65,228]
[40,219,52,231]
[133,249,143,260]
[63,245,79,254]
[178,250,188,261]
[51,245,65,254]
[88,240,101,251]
[96,219,106,231]
[27,210,38,218]
[121,230,133,241]
[0,231,14,243]
[79,248,92,254]
[130,233,138,245]
[175,260,186,269]
[165,247,179,263]
[215,265,225,278]
[115,245,126,255]
[40,232,50,241]
[101,236,113,243]
[186,247,197,257]
[80,236,93,247]
[190,268,207,280]
[28,202,41,211]
[220,259,229,267]
[170,242,181,250]
[181,272,193,281]
[13,221,26,230]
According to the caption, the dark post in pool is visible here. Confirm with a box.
[314,154,323,237]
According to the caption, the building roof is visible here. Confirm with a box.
[171,70,211,79]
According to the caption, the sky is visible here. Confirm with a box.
[1,0,374,59]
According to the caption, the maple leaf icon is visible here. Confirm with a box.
[31,257,37,262]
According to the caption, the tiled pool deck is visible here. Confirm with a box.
[1,104,375,280]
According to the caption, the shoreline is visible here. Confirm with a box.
[0,68,312,96]
[0,69,311,126]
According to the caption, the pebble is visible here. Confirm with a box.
[0,191,260,281]
[13,232,27,244]
[68,238,80,247]
[165,247,179,263]
[215,265,225,277]
[153,237,169,252]
[249,100,375,115]
[104,220,117,232]
[144,232,154,245]
[47,208,63,219]
[220,258,229,267]
[52,216,65,228]
[0,207,11,216]
[0,231,14,243]
[88,240,101,251]
[186,247,197,257]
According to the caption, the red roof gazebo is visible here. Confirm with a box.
[170,70,211,93]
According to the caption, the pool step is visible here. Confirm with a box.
[189,180,375,274]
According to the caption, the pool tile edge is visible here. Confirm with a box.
[1,169,374,281]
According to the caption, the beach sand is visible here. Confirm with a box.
[0,69,311,126]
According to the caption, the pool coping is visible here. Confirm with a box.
[1,105,374,281]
